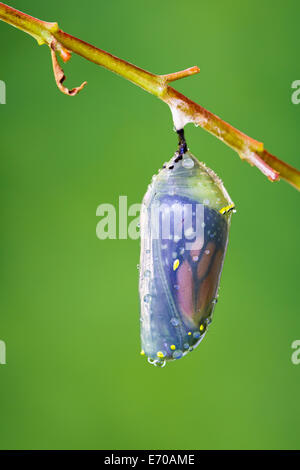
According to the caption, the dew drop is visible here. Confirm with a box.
[182,158,194,169]
[144,294,151,303]
[156,360,166,368]
[170,318,180,327]
[172,350,183,359]
[148,358,166,368]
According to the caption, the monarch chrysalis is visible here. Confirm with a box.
[139,132,234,366]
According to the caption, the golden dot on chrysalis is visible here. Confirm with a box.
[173,259,180,271]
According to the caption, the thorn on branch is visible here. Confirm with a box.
[239,149,280,182]
[160,66,200,84]
[50,41,87,96]
[55,42,72,63]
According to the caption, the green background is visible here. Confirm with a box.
[0,0,299,450]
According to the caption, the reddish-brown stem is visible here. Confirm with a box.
[0,2,299,190]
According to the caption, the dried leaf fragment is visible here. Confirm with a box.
[50,42,87,96]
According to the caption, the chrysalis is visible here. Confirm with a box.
[139,131,235,366]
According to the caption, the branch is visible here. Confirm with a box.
[0,2,299,190]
